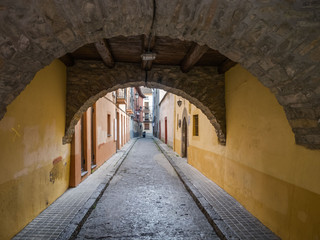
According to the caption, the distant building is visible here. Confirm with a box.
[152,88,166,138]
[141,87,153,137]
[70,89,132,187]
[130,87,145,138]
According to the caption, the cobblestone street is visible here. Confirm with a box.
[76,138,219,239]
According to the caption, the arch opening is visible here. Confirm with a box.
[0,1,319,148]
[64,60,226,146]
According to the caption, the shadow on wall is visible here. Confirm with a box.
[173,64,320,240]
[0,60,70,239]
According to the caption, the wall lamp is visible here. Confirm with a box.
[141,52,157,61]
[177,99,182,107]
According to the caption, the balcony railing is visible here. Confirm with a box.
[116,89,126,104]
[126,108,134,115]
[144,107,150,113]
[143,115,152,123]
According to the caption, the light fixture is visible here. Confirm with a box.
[141,52,157,61]
[177,99,182,107]
[135,92,139,99]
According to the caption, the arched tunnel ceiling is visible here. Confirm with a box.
[61,35,231,145]
[0,0,319,148]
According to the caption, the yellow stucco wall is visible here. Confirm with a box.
[174,64,320,240]
[0,60,70,239]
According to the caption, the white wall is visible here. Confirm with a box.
[159,93,174,147]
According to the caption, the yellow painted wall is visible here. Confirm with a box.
[174,64,320,240]
[0,60,70,239]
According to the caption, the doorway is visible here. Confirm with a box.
[91,106,96,168]
[165,117,167,144]
[116,112,120,150]
[181,117,187,158]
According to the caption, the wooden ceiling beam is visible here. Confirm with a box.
[94,39,115,68]
[142,34,156,51]
[180,43,209,73]
[141,34,156,71]
[142,60,153,71]
[59,53,74,67]
[218,59,237,74]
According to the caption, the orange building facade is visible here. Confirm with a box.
[69,90,132,187]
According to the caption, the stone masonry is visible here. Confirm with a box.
[0,0,319,148]
[64,61,225,145]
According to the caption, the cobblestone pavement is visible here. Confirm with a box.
[76,137,219,240]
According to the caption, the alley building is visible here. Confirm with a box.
[141,87,153,137]
[70,88,135,187]
[0,1,319,239]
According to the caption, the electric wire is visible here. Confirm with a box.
[145,0,156,86]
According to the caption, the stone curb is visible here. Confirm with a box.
[57,138,138,240]
[153,137,240,240]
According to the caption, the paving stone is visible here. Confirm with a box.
[76,137,220,240]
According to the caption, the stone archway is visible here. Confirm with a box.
[64,60,225,144]
[0,1,319,148]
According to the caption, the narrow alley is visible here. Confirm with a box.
[76,137,219,239]
[1,2,320,239]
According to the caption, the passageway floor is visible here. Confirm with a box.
[76,137,219,239]
[14,137,280,240]
[154,138,280,240]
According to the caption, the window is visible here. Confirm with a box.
[107,114,111,136]
[145,123,150,130]
[144,101,149,110]
[193,114,199,136]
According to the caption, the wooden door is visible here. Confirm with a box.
[181,117,187,158]
[165,117,167,144]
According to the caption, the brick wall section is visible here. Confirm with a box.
[0,1,319,148]
[64,61,225,145]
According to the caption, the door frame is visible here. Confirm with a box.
[165,117,167,144]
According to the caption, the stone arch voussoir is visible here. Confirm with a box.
[63,61,226,145]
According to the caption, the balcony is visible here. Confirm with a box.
[116,89,126,105]
[143,115,152,123]
[126,108,134,115]
[144,106,150,113]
